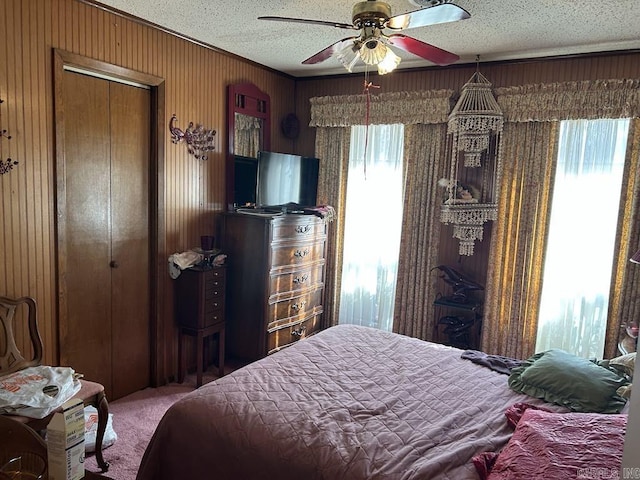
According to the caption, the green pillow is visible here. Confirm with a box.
[508,349,630,413]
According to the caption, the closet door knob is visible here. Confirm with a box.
[109,260,119,268]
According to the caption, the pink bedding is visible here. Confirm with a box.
[136,325,561,480]
[475,406,626,480]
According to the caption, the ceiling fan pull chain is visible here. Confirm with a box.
[361,70,380,179]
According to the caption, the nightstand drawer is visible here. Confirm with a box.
[175,266,226,330]
[203,310,224,328]
[205,269,225,289]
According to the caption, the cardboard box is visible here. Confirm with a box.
[47,398,85,480]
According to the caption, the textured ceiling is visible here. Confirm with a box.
[93,0,640,77]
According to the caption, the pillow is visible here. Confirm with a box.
[474,408,626,480]
[599,352,636,378]
[508,349,629,413]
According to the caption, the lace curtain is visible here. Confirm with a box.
[338,124,404,331]
[535,118,630,358]
[483,79,640,359]
[312,90,453,335]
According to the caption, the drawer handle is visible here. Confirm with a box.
[291,325,307,337]
[294,248,310,258]
[293,274,309,284]
[291,300,306,311]
[295,225,311,234]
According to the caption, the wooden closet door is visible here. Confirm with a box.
[59,71,113,388]
[59,71,151,400]
[109,82,150,399]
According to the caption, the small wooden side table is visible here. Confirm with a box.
[178,323,225,388]
[175,266,226,387]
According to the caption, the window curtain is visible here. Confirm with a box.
[234,114,262,158]
[311,90,453,336]
[536,118,630,358]
[339,124,404,331]
[481,121,558,359]
[609,119,640,357]
[483,79,640,359]
[393,123,449,339]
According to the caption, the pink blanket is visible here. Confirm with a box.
[475,406,626,480]
[137,325,560,480]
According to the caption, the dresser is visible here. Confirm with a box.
[174,265,226,387]
[221,212,327,361]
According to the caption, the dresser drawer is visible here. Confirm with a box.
[270,240,326,269]
[267,288,324,329]
[268,264,324,302]
[267,314,322,354]
[271,217,326,242]
[267,288,323,329]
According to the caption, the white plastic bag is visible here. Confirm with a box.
[84,406,117,452]
[0,366,81,419]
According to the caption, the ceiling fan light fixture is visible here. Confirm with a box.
[359,38,387,65]
[377,47,401,74]
[336,42,361,72]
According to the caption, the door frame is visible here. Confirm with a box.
[53,49,166,387]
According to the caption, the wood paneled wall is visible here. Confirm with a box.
[0,0,295,380]
[2,0,639,382]
[293,51,640,286]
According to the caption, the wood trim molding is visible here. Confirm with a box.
[53,48,167,387]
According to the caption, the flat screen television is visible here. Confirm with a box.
[233,155,258,207]
[256,151,319,209]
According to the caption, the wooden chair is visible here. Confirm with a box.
[0,415,48,479]
[0,296,110,472]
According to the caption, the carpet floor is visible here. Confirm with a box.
[84,369,222,480]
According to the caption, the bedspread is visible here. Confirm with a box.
[136,325,561,480]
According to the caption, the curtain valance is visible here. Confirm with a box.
[496,79,640,122]
[309,90,454,127]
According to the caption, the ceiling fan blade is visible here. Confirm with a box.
[387,34,459,66]
[302,37,358,65]
[258,16,357,30]
[386,4,470,30]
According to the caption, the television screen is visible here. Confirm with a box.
[233,155,258,207]
[256,151,319,209]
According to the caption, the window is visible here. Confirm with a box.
[535,118,630,358]
[338,124,404,331]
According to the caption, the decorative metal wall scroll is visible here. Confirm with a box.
[0,98,17,175]
[169,114,217,160]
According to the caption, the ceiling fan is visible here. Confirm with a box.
[259,0,470,74]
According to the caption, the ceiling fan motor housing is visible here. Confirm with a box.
[352,1,392,28]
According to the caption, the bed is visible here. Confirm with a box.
[136,324,623,480]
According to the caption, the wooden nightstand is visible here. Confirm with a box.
[175,266,226,387]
